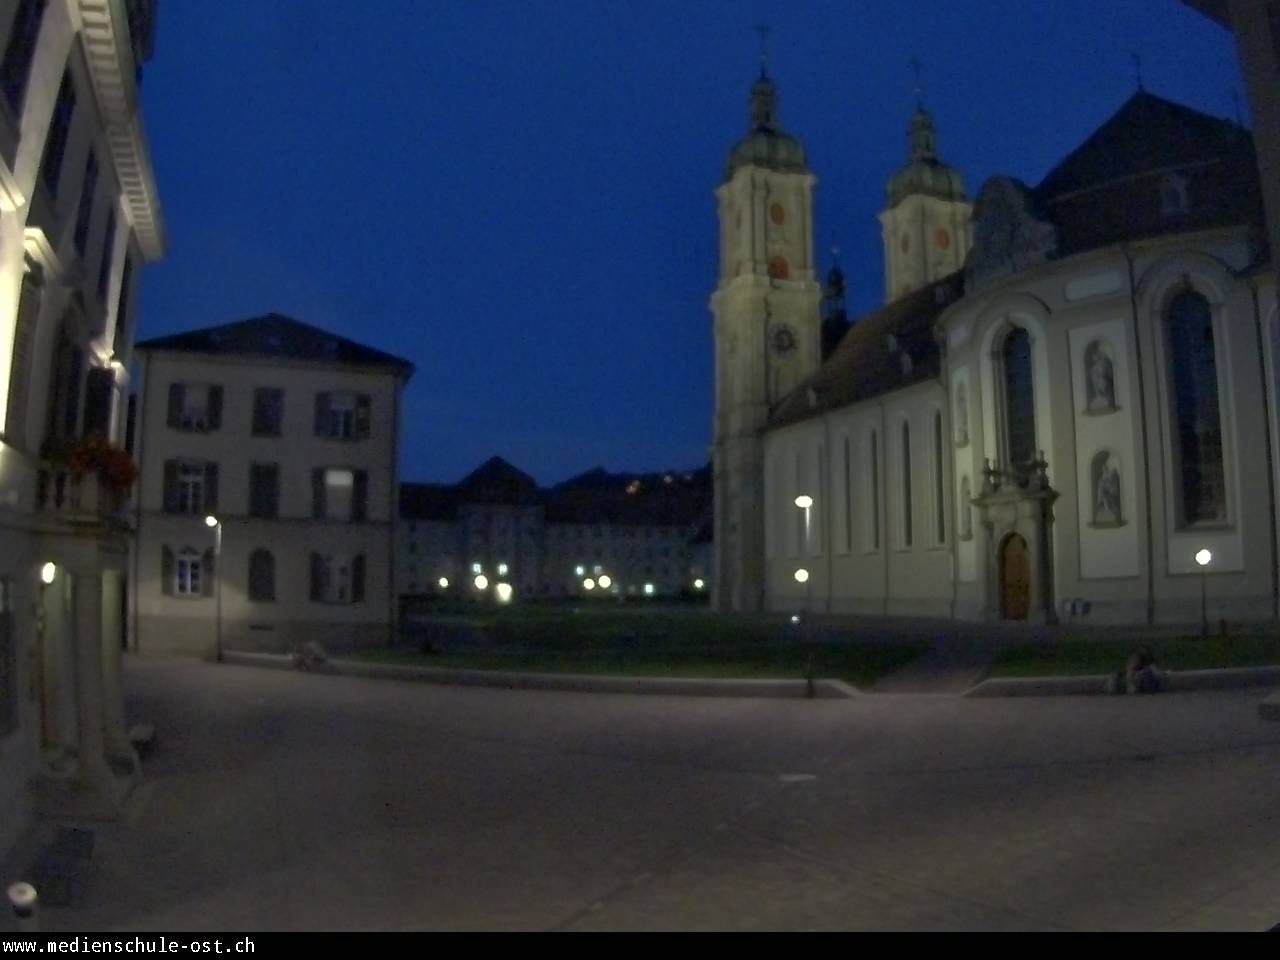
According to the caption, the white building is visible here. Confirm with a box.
[0,0,164,859]
[713,63,1278,626]
[132,314,413,656]
[398,458,711,601]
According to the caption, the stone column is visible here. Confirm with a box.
[71,570,115,790]
[99,570,137,768]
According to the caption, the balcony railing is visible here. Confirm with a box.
[36,465,128,525]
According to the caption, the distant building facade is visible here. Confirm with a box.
[398,457,711,600]
[713,62,1278,626]
[132,314,413,656]
[0,0,164,858]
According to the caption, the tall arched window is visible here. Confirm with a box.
[933,411,946,544]
[1167,290,1225,524]
[901,420,913,547]
[249,549,275,602]
[868,429,880,551]
[1002,327,1036,467]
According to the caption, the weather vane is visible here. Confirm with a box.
[755,23,770,76]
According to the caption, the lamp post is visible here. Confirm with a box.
[1195,548,1212,638]
[794,494,814,614]
[204,515,222,662]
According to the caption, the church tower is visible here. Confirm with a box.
[877,104,972,303]
[711,64,822,613]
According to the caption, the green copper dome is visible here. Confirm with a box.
[887,107,966,207]
[725,72,808,181]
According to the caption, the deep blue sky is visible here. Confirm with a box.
[136,1,1241,486]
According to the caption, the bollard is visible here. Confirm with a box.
[7,882,38,933]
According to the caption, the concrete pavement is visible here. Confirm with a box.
[19,657,1280,931]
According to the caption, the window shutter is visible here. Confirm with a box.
[204,462,219,512]
[314,392,331,436]
[355,394,371,440]
[163,460,179,512]
[309,552,323,602]
[167,383,184,428]
[202,547,216,597]
[207,385,223,430]
[353,470,368,522]
[312,468,325,519]
[352,554,365,603]
[161,546,174,596]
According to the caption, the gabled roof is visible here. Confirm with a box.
[456,456,541,506]
[1037,91,1247,202]
[770,274,961,428]
[135,313,415,375]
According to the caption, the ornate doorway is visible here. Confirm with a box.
[1000,533,1030,621]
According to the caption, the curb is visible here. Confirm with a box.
[220,650,861,700]
[967,664,1280,698]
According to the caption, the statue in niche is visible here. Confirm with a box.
[1085,341,1117,412]
[1093,451,1122,525]
[955,382,969,446]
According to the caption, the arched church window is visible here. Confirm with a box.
[867,430,880,551]
[933,411,946,545]
[1167,289,1225,524]
[1001,327,1036,467]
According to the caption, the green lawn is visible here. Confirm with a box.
[991,635,1280,678]
[375,606,925,687]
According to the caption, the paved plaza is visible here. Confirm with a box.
[25,658,1280,931]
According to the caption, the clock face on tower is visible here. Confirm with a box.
[771,325,797,356]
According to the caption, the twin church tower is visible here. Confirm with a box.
[710,64,972,612]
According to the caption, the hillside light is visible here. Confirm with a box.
[583,578,596,591]
[1195,548,1212,637]
[474,574,489,591]
[495,582,513,604]
[39,562,56,585]
[598,574,612,590]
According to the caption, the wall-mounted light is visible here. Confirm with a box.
[39,562,56,585]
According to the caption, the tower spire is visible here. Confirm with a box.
[755,24,770,78]
[910,55,924,108]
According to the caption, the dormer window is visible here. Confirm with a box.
[1160,173,1190,218]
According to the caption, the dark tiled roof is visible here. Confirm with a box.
[1035,92,1263,256]
[399,483,459,522]
[456,456,542,506]
[135,313,415,375]
[770,274,961,428]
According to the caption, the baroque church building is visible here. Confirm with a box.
[712,68,1278,625]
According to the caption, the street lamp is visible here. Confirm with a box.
[1195,548,1212,637]
[794,494,813,552]
[598,574,612,590]
[474,574,489,591]
[583,578,596,591]
[495,582,513,604]
[205,514,222,662]
[438,577,449,591]
[794,566,812,618]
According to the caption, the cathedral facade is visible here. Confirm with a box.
[712,69,1278,626]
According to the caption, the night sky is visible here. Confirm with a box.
[136,1,1241,486]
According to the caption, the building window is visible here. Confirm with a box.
[162,547,209,598]
[167,382,223,433]
[841,435,852,554]
[164,459,218,515]
[249,463,279,518]
[73,151,98,256]
[934,411,946,545]
[1167,289,1226,524]
[97,209,116,300]
[248,550,275,602]
[312,467,368,521]
[314,391,370,440]
[901,420,913,548]
[310,552,366,604]
[39,70,75,194]
[252,387,283,436]
[112,254,132,356]
[5,266,42,451]
[1,0,46,114]
[1001,327,1036,467]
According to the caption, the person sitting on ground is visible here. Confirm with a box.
[1125,645,1162,695]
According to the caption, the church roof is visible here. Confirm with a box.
[1037,90,1248,201]
[135,313,416,375]
[456,456,542,506]
[725,71,808,181]
[771,273,962,429]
